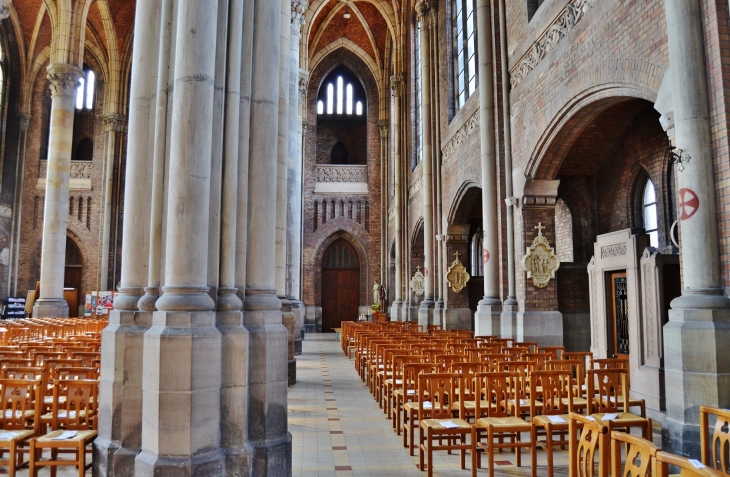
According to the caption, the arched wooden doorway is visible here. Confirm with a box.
[321,239,360,331]
[64,239,83,317]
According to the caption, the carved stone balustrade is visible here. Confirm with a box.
[314,164,369,194]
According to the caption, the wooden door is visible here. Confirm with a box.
[610,272,629,360]
[321,239,360,332]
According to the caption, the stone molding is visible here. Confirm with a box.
[18,112,31,132]
[408,176,422,196]
[600,243,627,259]
[47,64,83,99]
[390,74,405,97]
[378,119,389,138]
[315,164,367,183]
[509,0,597,89]
[102,113,126,133]
[39,161,92,179]
[442,111,479,160]
[291,0,307,35]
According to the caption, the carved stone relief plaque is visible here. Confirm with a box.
[410,266,425,297]
[521,222,560,288]
[445,252,470,294]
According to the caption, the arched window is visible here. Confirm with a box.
[317,67,366,116]
[453,0,477,109]
[75,138,94,161]
[317,100,324,114]
[331,141,349,164]
[643,178,659,248]
[355,101,362,115]
[75,67,95,111]
[470,228,483,277]
[415,20,423,166]
[326,84,334,114]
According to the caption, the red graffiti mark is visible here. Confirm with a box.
[423,267,429,277]
[483,248,490,264]
[679,188,700,220]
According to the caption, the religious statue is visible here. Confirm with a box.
[378,285,387,310]
[373,281,381,305]
[520,222,560,288]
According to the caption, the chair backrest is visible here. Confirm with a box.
[2,358,34,368]
[0,378,41,432]
[3,366,44,380]
[540,346,566,360]
[700,405,730,474]
[657,451,726,477]
[55,367,98,381]
[531,370,572,415]
[403,362,436,396]
[522,352,552,370]
[569,412,609,477]
[51,379,98,430]
[418,373,456,420]
[586,368,628,414]
[473,372,513,418]
[610,431,658,477]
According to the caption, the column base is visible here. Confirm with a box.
[390,301,403,322]
[515,311,563,346]
[500,302,518,339]
[443,308,472,330]
[32,298,68,318]
[135,449,224,477]
[475,302,502,337]
[662,306,730,457]
[249,433,292,477]
[93,437,138,477]
[222,446,252,477]
[291,300,305,355]
[418,300,436,328]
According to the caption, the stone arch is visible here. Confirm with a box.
[309,40,380,101]
[527,87,659,181]
[447,181,481,225]
[311,230,370,308]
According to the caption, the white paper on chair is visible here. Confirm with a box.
[440,421,459,429]
[602,413,617,421]
[422,401,432,409]
[608,396,616,403]
[520,399,526,405]
[0,432,16,439]
[586,416,596,421]
[407,389,416,395]
[547,415,566,424]
[51,431,78,440]
[688,459,705,469]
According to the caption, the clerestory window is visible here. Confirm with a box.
[415,20,423,166]
[318,73,363,116]
[453,0,477,110]
[75,66,95,111]
[643,178,659,248]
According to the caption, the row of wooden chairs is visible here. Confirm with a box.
[341,321,729,477]
[0,317,104,476]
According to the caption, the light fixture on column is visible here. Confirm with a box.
[667,146,691,172]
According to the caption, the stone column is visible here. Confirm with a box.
[473,0,502,335]
[430,3,445,324]
[662,0,730,457]
[378,118,389,294]
[32,63,81,318]
[9,112,31,296]
[288,4,307,357]
[389,74,405,321]
[498,0,518,329]
[95,0,160,472]
[416,1,436,329]
[100,114,125,291]
[134,0,223,474]
[244,0,291,470]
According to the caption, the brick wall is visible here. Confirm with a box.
[316,116,368,165]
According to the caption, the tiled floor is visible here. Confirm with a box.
[288,333,662,477]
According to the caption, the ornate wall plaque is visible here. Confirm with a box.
[410,266,425,296]
[445,252,470,294]
[521,223,560,288]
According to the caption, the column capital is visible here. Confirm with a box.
[378,119,389,138]
[46,63,83,99]
[102,113,127,133]
[298,75,307,105]
[18,111,31,132]
[415,0,432,22]
[390,74,405,97]
[291,0,307,36]
[0,0,11,21]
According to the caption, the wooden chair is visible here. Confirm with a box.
[29,380,98,477]
[549,358,588,413]
[417,373,472,476]
[610,431,658,477]
[568,412,608,477]
[586,368,651,439]
[530,370,574,476]
[700,405,730,473]
[401,362,438,453]
[657,450,726,476]
[590,358,646,417]
[0,379,42,477]
[472,372,536,477]
[388,355,421,428]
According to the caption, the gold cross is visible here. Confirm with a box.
[416,265,422,272]
[534,222,545,235]
[454,251,462,261]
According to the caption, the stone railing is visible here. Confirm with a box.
[37,161,93,190]
[314,164,369,194]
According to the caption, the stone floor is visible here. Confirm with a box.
[288,333,663,477]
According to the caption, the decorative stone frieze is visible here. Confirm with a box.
[509,0,597,88]
[521,222,560,288]
[600,243,627,259]
[39,161,92,179]
[315,165,367,183]
[442,111,479,160]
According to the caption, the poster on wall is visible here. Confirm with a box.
[4,297,26,319]
[84,293,92,317]
[96,291,114,315]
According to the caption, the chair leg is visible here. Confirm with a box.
[515,431,522,467]
[531,423,537,477]
[418,426,425,471]
[487,427,495,477]
[546,425,553,477]
[9,441,15,477]
[28,441,36,477]
[79,440,86,477]
[51,448,58,477]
